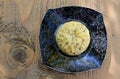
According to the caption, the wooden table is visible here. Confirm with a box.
[0,0,119,79]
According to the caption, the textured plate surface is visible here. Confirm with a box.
[39,6,107,73]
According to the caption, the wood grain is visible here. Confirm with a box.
[0,0,119,79]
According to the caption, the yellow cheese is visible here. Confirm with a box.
[56,21,90,56]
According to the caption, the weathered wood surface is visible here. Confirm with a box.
[0,0,119,79]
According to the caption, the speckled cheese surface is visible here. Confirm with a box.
[56,21,90,56]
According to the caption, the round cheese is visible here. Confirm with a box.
[56,21,90,56]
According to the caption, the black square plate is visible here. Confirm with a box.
[39,6,107,73]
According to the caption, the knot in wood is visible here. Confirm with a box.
[12,49,26,63]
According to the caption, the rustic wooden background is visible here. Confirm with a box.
[0,0,120,79]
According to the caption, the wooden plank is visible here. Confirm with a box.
[0,0,120,79]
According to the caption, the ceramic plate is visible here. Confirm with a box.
[39,6,107,73]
